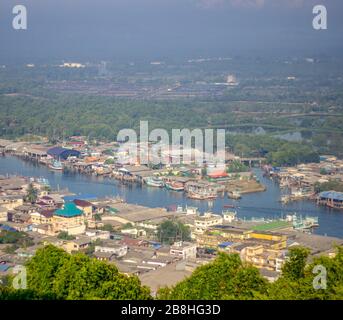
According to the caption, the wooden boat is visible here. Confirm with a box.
[187,191,217,200]
[223,204,235,209]
[165,181,184,191]
[145,177,164,188]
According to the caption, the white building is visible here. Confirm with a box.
[94,241,128,258]
[194,212,223,234]
[170,241,197,260]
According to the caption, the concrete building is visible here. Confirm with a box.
[170,242,197,260]
[194,212,223,234]
[94,241,128,258]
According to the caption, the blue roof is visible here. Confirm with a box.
[47,147,80,159]
[319,191,343,201]
[0,224,17,232]
[63,194,97,202]
[0,264,11,272]
[218,242,234,248]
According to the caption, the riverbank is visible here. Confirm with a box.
[0,155,342,238]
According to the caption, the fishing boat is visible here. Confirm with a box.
[228,191,241,200]
[223,204,236,209]
[187,191,217,200]
[292,215,319,233]
[49,160,63,171]
[165,181,184,191]
[145,177,165,188]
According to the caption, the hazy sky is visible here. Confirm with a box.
[0,0,342,62]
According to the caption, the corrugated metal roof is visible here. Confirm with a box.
[218,242,234,248]
[47,147,80,159]
[0,264,11,272]
[319,191,343,201]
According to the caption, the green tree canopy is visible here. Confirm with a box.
[157,252,268,300]
[25,245,151,300]
[157,220,191,245]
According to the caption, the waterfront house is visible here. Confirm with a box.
[47,147,81,160]
[317,191,343,209]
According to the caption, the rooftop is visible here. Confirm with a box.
[54,202,83,218]
[319,191,343,201]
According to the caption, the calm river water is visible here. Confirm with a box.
[0,155,342,238]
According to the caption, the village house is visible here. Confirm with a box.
[193,213,223,234]
[228,243,286,272]
[0,195,23,211]
[0,206,7,222]
[85,229,110,241]
[170,241,197,260]
[30,209,54,225]
[62,236,92,253]
[73,199,94,218]
[94,240,128,258]
[249,231,288,250]
[7,211,31,224]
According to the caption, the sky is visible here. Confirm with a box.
[0,0,342,62]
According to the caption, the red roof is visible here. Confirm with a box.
[208,172,228,178]
[41,196,53,200]
[38,209,55,218]
[73,199,93,207]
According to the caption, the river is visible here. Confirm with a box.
[0,155,342,238]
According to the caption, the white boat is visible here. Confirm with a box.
[228,191,241,199]
[49,160,63,171]
[145,177,164,187]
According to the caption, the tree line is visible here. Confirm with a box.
[1,245,343,300]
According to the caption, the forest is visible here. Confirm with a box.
[1,58,343,165]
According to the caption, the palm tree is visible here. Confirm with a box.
[26,183,38,204]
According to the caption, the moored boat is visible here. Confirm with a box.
[165,181,184,191]
[49,160,63,171]
[228,191,241,200]
[145,177,165,188]
[187,191,217,200]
